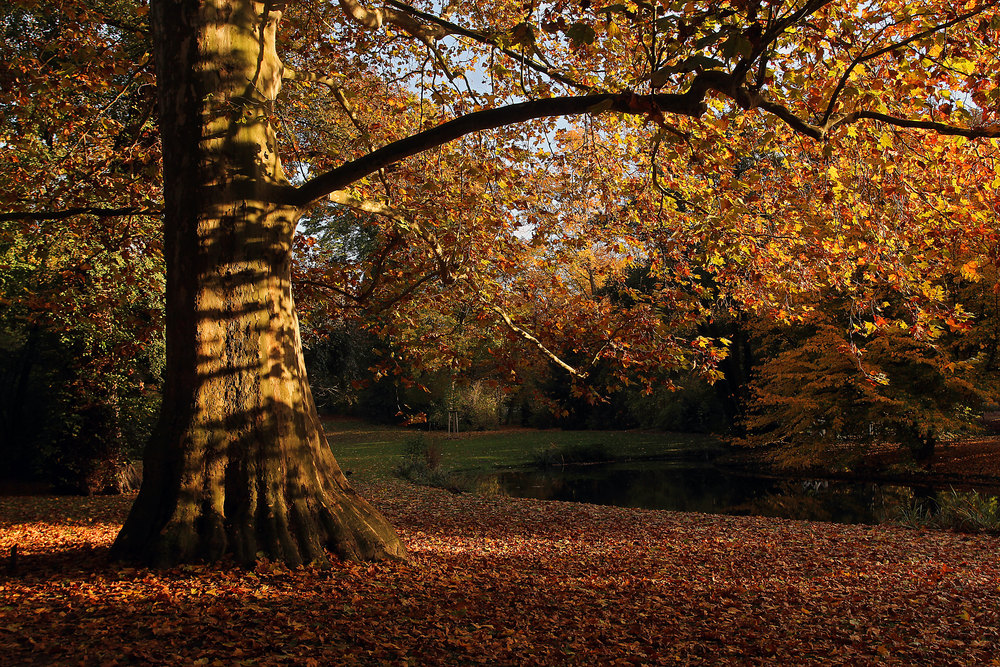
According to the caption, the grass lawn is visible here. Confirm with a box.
[322,416,724,480]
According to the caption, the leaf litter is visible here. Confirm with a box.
[1,480,999,665]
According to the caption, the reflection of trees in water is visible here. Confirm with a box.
[497,465,941,525]
[908,485,940,514]
[500,464,751,514]
[500,464,777,515]
[731,480,867,523]
[712,480,924,524]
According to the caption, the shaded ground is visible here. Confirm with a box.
[926,437,1000,479]
[851,437,1000,491]
[2,481,999,665]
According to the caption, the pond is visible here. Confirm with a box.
[491,459,999,526]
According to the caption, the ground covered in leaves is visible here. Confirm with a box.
[2,481,1000,665]
[927,438,1000,480]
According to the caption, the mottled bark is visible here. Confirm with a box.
[112,0,406,566]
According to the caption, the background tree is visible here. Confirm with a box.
[735,109,1000,468]
[740,313,992,469]
[0,0,163,492]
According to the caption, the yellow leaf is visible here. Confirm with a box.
[961,260,982,282]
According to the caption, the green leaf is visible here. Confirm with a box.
[695,30,724,49]
[719,34,753,60]
[567,22,596,48]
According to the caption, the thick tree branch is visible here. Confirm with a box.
[281,67,340,88]
[717,73,1000,141]
[289,0,1000,216]
[338,0,445,40]
[293,59,998,208]
[291,90,707,206]
[327,190,403,217]
[827,111,1000,138]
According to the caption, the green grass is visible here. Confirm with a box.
[323,416,724,480]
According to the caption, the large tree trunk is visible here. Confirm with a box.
[112,0,406,566]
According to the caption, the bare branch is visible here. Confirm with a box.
[62,58,153,161]
[380,0,592,92]
[486,301,588,378]
[283,67,396,193]
[327,191,460,283]
[297,269,440,314]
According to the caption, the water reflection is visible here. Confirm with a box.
[494,461,997,525]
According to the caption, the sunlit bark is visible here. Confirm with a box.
[112,0,406,566]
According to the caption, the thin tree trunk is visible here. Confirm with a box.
[112,0,406,566]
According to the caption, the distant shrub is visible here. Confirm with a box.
[401,434,441,469]
[459,381,505,430]
[394,434,460,491]
[470,475,506,498]
[394,457,455,489]
[427,380,507,431]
